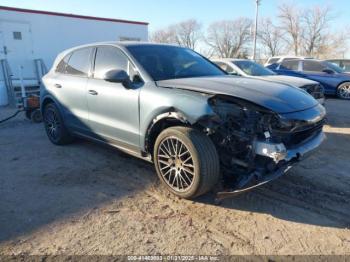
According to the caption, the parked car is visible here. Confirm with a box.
[41,42,326,199]
[326,59,350,73]
[267,59,350,99]
[264,56,313,67]
[212,58,325,104]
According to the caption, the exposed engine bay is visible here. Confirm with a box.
[199,96,326,197]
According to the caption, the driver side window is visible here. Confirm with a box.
[303,61,326,72]
[93,46,141,83]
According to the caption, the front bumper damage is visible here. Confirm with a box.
[216,131,326,200]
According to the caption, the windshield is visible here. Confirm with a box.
[324,61,345,73]
[233,60,276,76]
[126,45,225,81]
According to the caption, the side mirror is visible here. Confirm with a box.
[322,69,335,74]
[104,69,132,88]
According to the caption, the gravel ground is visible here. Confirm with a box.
[0,99,349,255]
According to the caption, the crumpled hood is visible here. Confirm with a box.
[156,76,318,114]
[256,75,318,88]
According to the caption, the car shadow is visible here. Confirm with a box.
[0,102,156,243]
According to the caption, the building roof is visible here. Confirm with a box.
[0,5,149,26]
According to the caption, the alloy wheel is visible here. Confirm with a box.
[44,107,61,141]
[338,84,350,99]
[157,136,195,192]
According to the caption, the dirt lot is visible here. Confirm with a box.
[0,99,349,255]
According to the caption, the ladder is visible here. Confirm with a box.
[0,59,48,108]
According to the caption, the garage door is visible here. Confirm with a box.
[0,21,35,79]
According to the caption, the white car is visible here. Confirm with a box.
[212,58,325,104]
[264,56,313,67]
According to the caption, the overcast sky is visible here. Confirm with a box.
[1,0,349,32]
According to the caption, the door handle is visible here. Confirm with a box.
[54,84,62,88]
[88,90,98,95]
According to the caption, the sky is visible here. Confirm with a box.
[1,0,349,32]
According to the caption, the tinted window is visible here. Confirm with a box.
[56,54,71,73]
[303,61,326,72]
[215,62,237,74]
[126,45,225,81]
[268,58,279,64]
[66,48,93,76]
[233,60,275,76]
[94,46,128,79]
[324,61,345,73]
[280,60,299,71]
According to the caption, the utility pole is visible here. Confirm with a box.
[253,0,260,61]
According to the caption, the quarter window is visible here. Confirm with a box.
[94,46,128,79]
[56,54,71,74]
[66,48,93,76]
[280,60,299,71]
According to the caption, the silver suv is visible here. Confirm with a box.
[41,42,326,199]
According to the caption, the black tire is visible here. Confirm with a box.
[43,103,74,145]
[153,126,220,199]
[30,109,43,123]
[337,82,350,99]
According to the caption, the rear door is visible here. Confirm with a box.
[275,60,303,77]
[86,45,141,148]
[51,47,93,132]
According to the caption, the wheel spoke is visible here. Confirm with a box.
[157,136,195,192]
[183,166,195,176]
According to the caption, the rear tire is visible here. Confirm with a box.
[153,126,220,199]
[337,82,350,99]
[43,103,74,145]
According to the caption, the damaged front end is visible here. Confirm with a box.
[198,96,326,199]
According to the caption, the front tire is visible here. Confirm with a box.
[43,103,74,145]
[153,126,220,199]
[337,82,350,99]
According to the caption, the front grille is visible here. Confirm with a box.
[301,84,325,99]
[274,119,325,147]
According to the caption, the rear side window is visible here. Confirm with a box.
[65,48,93,76]
[280,60,299,71]
[93,46,128,79]
[56,54,71,73]
[303,61,326,72]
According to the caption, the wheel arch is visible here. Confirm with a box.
[41,95,57,113]
[41,95,66,121]
[144,110,191,156]
[337,80,350,88]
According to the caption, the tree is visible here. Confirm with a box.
[149,28,176,44]
[301,6,333,56]
[172,19,202,50]
[278,3,303,56]
[315,30,349,59]
[258,18,284,57]
[206,18,252,58]
[150,19,202,50]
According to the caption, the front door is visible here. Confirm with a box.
[0,21,34,79]
[87,46,140,148]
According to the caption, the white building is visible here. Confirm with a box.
[0,6,149,106]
